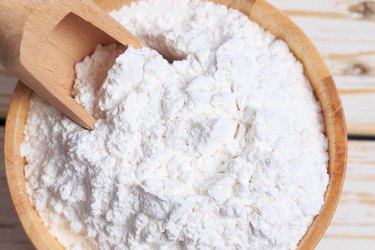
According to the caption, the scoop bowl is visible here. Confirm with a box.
[4,0,347,249]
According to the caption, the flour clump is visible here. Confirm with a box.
[22,0,329,249]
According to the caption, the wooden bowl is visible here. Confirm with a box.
[4,0,347,249]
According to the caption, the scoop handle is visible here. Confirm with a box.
[0,0,49,70]
[0,0,97,130]
[0,0,142,130]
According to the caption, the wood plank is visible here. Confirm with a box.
[1,0,375,134]
[1,125,375,248]
[318,238,375,250]
[268,0,375,18]
[0,2,373,249]
[267,0,375,135]
[317,140,375,249]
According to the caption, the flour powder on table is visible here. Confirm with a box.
[21,0,329,249]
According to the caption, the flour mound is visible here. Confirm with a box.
[22,0,329,249]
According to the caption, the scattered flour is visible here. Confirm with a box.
[21,0,329,249]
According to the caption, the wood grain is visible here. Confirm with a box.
[267,0,375,135]
[3,0,371,135]
[0,0,372,249]
[3,85,55,249]
[0,0,142,130]
[246,1,347,247]
[3,1,346,249]
[317,140,375,249]
[0,128,372,249]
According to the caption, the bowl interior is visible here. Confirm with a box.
[4,0,347,249]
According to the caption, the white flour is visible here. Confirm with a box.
[22,0,329,249]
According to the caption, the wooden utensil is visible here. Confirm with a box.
[0,0,142,130]
[4,0,347,249]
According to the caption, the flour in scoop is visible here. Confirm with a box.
[22,0,329,249]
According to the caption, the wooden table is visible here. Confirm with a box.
[1,0,374,249]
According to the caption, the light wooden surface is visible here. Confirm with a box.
[1,0,372,136]
[317,140,375,250]
[0,128,373,249]
[0,0,373,249]
[267,0,375,136]
[3,0,347,248]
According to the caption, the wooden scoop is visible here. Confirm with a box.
[0,0,142,130]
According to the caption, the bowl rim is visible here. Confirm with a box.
[4,0,347,249]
